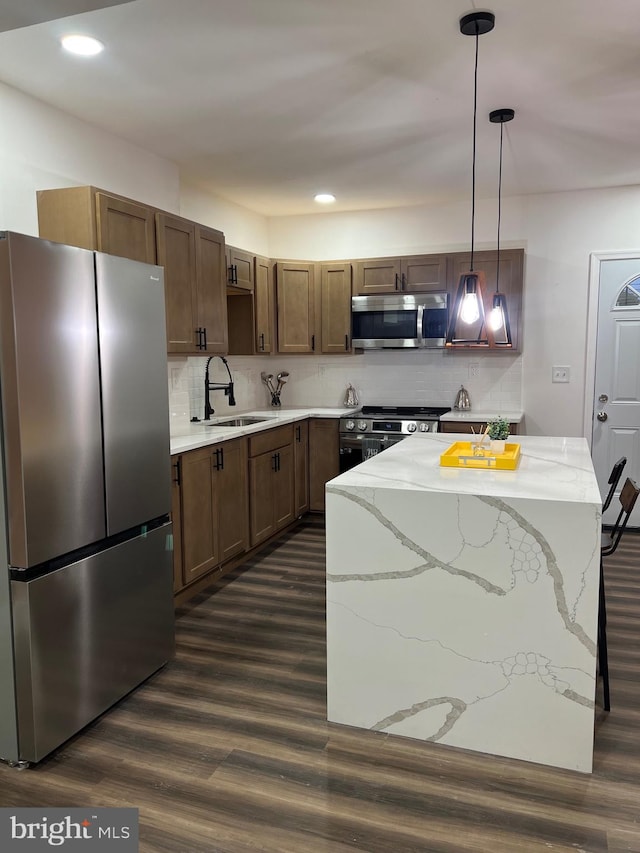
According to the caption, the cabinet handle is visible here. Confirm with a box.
[272,452,277,472]
[311,334,315,351]
[214,448,223,470]
[345,334,349,351]
[195,327,202,349]
[401,273,407,289]
[219,447,224,470]
[296,425,301,443]
[259,332,265,351]
[232,264,238,285]
[227,265,234,284]
[395,273,400,289]
[277,451,281,472]
[173,458,181,486]
[202,327,208,350]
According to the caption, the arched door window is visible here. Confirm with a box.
[615,275,640,307]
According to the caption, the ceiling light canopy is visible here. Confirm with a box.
[61,34,104,56]
[314,193,336,204]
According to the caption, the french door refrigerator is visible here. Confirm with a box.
[0,232,174,765]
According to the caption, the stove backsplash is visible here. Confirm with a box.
[167,351,522,435]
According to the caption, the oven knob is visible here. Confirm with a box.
[357,420,368,432]
[345,420,355,431]
[407,422,417,433]
[419,422,430,432]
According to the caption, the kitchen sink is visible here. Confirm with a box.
[209,416,273,427]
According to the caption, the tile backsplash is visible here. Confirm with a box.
[168,351,522,435]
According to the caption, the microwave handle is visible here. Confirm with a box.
[416,305,424,347]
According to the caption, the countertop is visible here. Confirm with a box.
[439,410,524,423]
[327,433,601,505]
[170,406,358,455]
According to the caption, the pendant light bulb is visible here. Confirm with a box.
[461,291,481,324]
[488,303,505,332]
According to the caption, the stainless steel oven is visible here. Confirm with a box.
[339,406,451,472]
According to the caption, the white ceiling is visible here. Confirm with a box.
[0,1,134,33]
[0,0,639,216]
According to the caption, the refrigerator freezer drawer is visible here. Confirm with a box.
[10,523,174,763]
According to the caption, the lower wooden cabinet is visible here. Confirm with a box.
[172,437,249,591]
[294,420,309,517]
[309,419,340,511]
[249,424,295,546]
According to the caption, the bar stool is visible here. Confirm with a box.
[598,476,640,711]
[602,456,627,515]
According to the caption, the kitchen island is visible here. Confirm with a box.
[326,434,602,772]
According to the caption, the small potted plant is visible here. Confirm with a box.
[487,417,510,453]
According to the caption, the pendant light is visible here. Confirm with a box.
[488,107,515,347]
[446,11,494,348]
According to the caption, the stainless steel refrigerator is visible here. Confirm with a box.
[0,232,174,765]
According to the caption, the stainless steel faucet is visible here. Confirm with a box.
[204,356,236,420]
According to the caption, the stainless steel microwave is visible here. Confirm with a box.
[351,292,449,349]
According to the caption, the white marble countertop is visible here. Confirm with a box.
[328,433,601,505]
[170,406,358,455]
[439,410,524,423]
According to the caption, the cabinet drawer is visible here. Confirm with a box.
[248,424,294,457]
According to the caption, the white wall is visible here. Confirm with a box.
[267,186,640,437]
[0,82,181,233]
[180,182,269,257]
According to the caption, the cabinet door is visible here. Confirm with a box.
[294,421,309,517]
[273,444,295,531]
[171,457,184,593]
[447,249,524,351]
[320,263,352,353]
[250,451,277,547]
[254,255,274,353]
[401,255,448,292]
[354,258,401,294]
[227,246,254,291]
[96,192,156,263]
[196,225,229,353]
[309,419,340,511]
[156,213,198,353]
[215,439,249,563]
[276,261,316,353]
[181,448,219,584]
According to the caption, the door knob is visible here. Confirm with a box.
[598,393,609,403]
[597,411,608,422]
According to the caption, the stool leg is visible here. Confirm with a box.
[598,566,610,712]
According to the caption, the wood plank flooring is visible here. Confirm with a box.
[1,519,639,852]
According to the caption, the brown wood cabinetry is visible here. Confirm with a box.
[294,420,309,517]
[37,186,228,356]
[226,246,254,291]
[38,186,156,263]
[447,249,524,351]
[227,253,275,355]
[309,419,340,511]
[275,261,316,353]
[320,263,352,353]
[249,424,295,546]
[354,255,448,295]
[440,421,520,436]
[171,456,184,593]
[176,438,248,589]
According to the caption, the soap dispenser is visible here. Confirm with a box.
[454,385,471,410]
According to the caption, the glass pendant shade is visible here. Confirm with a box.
[460,280,481,324]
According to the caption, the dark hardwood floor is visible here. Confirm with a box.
[1,519,639,852]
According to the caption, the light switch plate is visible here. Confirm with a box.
[552,365,570,383]
[469,362,480,379]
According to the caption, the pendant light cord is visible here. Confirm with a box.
[496,118,503,294]
[470,29,479,273]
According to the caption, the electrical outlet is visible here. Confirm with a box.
[171,368,181,390]
[469,362,480,379]
[552,365,570,383]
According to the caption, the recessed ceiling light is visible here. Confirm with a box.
[314,193,336,204]
[61,34,104,56]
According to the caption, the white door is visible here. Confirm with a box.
[591,258,640,525]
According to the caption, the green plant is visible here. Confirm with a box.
[487,417,510,441]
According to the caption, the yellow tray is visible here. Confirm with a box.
[440,441,521,469]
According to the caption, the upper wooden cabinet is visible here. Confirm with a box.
[38,186,228,356]
[37,186,156,264]
[354,255,448,295]
[226,246,254,291]
[319,263,352,354]
[254,254,275,353]
[447,249,524,351]
[227,253,275,355]
[275,261,316,354]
